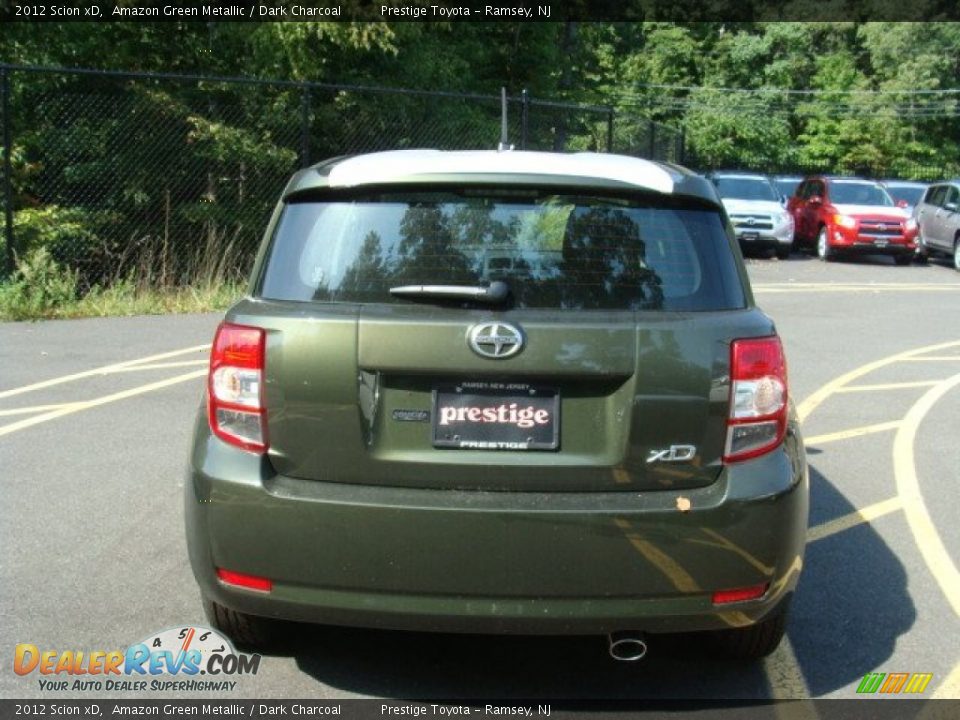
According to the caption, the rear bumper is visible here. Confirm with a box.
[185,413,808,636]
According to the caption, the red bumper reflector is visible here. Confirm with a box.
[216,568,273,593]
[712,583,769,605]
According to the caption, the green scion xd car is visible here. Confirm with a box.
[185,149,808,661]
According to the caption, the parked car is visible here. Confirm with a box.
[186,149,808,661]
[914,180,960,270]
[707,172,795,259]
[880,180,929,214]
[787,176,917,264]
[771,175,803,203]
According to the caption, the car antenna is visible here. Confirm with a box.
[497,87,514,152]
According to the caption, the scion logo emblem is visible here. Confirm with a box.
[468,322,524,359]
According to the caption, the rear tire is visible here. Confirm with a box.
[711,599,790,661]
[816,227,833,262]
[203,597,286,651]
[775,245,791,260]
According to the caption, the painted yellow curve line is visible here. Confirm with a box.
[892,372,960,618]
[797,339,960,422]
[931,661,960,699]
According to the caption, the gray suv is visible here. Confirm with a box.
[914,181,960,270]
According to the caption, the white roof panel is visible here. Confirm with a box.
[324,150,677,194]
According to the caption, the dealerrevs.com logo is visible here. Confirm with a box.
[14,626,259,692]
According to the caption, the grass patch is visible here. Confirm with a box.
[0,248,243,321]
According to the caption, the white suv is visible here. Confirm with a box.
[708,172,795,259]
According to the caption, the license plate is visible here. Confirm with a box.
[875,239,889,247]
[740,231,760,241]
[432,382,559,451]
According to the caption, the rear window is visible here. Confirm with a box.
[258,190,745,311]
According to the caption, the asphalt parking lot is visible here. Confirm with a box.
[2,251,959,702]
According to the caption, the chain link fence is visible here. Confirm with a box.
[0,65,684,291]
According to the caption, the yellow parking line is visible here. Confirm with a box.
[806,497,904,543]
[892,372,960,618]
[0,369,207,438]
[901,356,960,361]
[836,380,942,393]
[932,661,960,699]
[0,344,209,400]
[796,340,960,422]
[804,421,902,446]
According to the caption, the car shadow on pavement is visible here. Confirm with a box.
[789,465,915,697]
[282,464,913,700]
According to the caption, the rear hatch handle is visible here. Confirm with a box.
[389,280,510,304]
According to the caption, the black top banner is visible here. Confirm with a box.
[2,0,959,22]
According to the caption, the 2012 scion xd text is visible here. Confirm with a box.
[185,150,808,661]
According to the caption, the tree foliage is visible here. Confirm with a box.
[1,20,957,286]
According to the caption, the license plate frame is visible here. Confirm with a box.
[432,382,560,451]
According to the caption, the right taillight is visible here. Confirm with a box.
[208,322,267,453]
[724,336,788,463]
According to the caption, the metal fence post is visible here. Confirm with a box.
[648,120,656,160]
[2,66,13,277]
[520,89,529,150]
[678,128,686,165]
[606,107,614,153]
[300,86,311,167]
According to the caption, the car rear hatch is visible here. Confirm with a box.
[237,184,773,493]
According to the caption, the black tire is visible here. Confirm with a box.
[915,232,929,263]
[894,255,912,266]
[710,599,790,660]
[775,245,791,260]
[203,597,286,651]
[816,227,833,262]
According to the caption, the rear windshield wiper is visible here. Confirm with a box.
[389,281,510,304]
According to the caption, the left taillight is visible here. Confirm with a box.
[208,322,267,453]
[724,336,788,463]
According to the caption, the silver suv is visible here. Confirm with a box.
[708,172,795,259]
[914,181,960,270]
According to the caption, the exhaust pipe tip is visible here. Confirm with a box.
[608,631,648,662]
